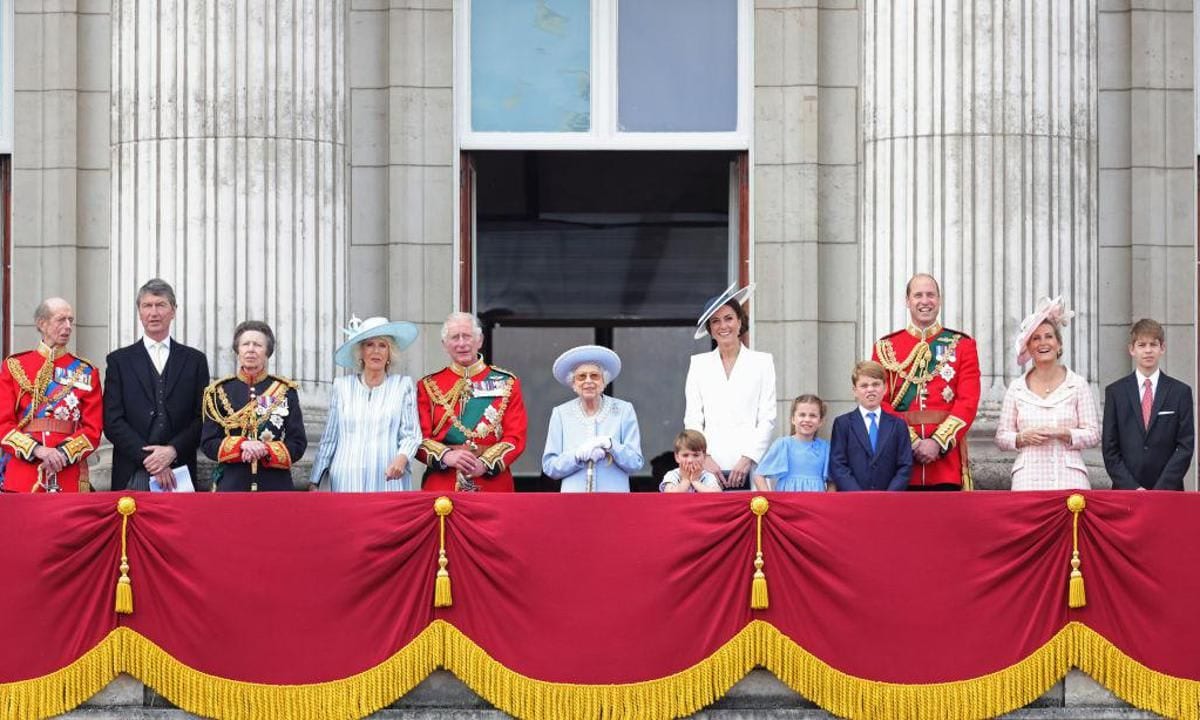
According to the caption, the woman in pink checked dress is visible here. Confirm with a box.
[995,296,1101,491]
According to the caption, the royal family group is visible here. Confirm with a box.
[0,275,1191,494]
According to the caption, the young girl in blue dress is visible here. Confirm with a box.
[752,394,831,492]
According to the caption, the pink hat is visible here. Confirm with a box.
[1014,296,1075,366]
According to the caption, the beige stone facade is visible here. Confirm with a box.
[7,0,1196,488]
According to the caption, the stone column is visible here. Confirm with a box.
[862,0,1098,402]
[110,0,346,388]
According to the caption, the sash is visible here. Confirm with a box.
[32,359,86,420]
[891,332,957,412]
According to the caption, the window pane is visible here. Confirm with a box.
[617,0,737,132]
[471,0,591,132]
[475,151,732,321]
[613,326,711,484]
[491,327,594,480]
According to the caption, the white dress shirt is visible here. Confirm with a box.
[142,335,173,374]
[683,347,777,470]
[1136,368,1161,399]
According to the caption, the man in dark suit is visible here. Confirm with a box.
[104,279,210,491]
[1102,319,1194,491]
[830,361,913,491]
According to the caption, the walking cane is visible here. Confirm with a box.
[586,459,595,493]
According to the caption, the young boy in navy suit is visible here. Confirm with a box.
[830,361,913,491]
[1102,319,1194,490]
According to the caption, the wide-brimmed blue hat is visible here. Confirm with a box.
[334,315,419,369]
[694,282,756,340]
[552,345,622,388]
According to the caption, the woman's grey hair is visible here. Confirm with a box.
[232,320,276,357]
[571,361,611,387]
[136,278,177,309]
[351,335,402,371]
[440,312,483,340]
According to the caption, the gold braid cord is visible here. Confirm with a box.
[203,379,290,437]
[875,335,962,407]
[422,374,514,443]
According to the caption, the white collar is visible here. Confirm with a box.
[143,336,173,352]
[858,406,881,422]
[1135,368,1161,394]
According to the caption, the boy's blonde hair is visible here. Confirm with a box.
[851,360,886,385]
[674,429,707,454]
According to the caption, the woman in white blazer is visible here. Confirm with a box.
[684,283,777,489]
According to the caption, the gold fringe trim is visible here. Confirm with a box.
[2,622,1199,719]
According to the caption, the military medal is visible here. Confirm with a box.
[939,364,956,381]
[942,386,955,402]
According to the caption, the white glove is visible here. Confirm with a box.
[573,442,595,463]
[586,446,607,463]
[592,435,612,451]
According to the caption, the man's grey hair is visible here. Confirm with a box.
[440,312,483,341]
[136,278,177,308]
[34,297,70,326]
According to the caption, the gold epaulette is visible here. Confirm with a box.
[205,375,238,392]
[939,327,972,341]
[268,374,299,390]
[74,356,96,371]
[488,365,518,379]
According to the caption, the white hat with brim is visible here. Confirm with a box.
[694,282,756,340]
[552,345,622,388]
[1014,295,1075,367]
[334,315,419,369]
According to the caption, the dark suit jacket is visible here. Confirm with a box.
[104,339,210,491]
[1102,372,1194,490]
[829,408,913,491]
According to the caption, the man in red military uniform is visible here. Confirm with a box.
[416,312,527,492]
[0,298,103,492]
[872,274,980,490]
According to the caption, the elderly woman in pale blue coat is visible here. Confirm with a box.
[542,345,644,492]
[309,316,422,492]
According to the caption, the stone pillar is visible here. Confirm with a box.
[12,3,111,361]
[110,0,346,388]
[862,1,1098,402]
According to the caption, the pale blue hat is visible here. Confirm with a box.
[552,345,622,388]
[334,315,419,369]
[694,282,756,340]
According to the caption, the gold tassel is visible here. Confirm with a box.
[749,496,770,610]
[433,496,454,608]
[115,496,137,614]
[1066,493,1086,609]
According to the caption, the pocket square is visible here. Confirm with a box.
[1157,410,1176,415]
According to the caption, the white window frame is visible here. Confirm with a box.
[454,0,753,151]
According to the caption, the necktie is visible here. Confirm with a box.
[867,411,878,452]
[152,343,166,374]
[1142,378,1153,429]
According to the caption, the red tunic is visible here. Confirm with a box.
[0,343,103,492]
[416,358,527,493]
[873,324,980,489]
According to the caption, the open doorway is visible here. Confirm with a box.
[464,150,749,489]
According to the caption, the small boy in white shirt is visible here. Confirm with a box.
[659,429,723,493]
